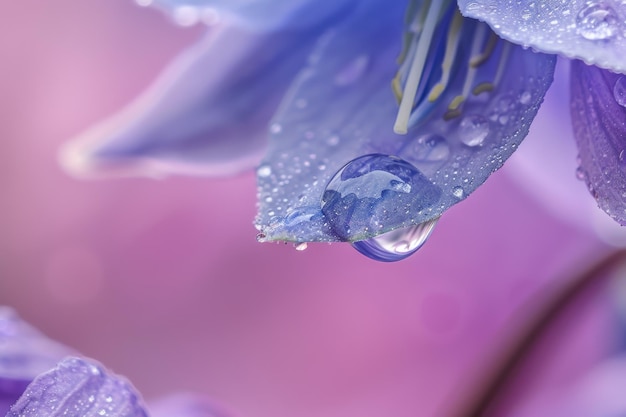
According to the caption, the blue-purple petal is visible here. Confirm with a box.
[0,307,74,387]
[570,60,626,226]
[142,0,354,31]
[61,25,325,179]
[6,357,148,417]
[457,0,626,73]
[255,1,555,242]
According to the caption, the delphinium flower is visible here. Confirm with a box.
[61,0,625,261]
[0,307,227,417]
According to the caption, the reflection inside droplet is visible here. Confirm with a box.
[351,217,439,262]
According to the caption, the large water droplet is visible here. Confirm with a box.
[257,164,272,178]
[352,218,439,262]
[614,76,626,107]
[458,115,489,147]
[576,2,619,40]
[335,55,369,86]
[321,154,442,242]
[404,134,450,162]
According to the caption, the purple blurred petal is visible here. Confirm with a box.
[570,60,626,226]
[457,0,626,72]
[0,307,74,386]
[6,357,149,417]
[141,0,354,31]
[149,393,231,417]
[256,1,555,242]
[61,24,321,178]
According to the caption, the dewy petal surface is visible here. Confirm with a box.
[256,0,555,243]
[142,0,354,30]
[570,60,626,226]
[6,357,149,417]
[458,0,626,73]
[61,24,324,178]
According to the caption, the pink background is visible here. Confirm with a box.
[0,1,609,416]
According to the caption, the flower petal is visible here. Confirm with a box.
[0,307,74,387]
[141,0,354,31]
[6,357,149,417]
[61,24,321,179]
[457,0,626,73]
[255,0,555,243]
[570,60,626,225]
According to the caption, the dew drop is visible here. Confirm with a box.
[614,76,626,107]
[576,1,618,40]
[458,115,489,147]
[351,217,439,262]
[519,91,532,105]
[321,154,442,243]
[408,134,450,162]
[576,166,588,181]
[269,123,283,134]
[294,242,308,251]
[452,186,464,199]
[257,165,272,177]
[335,55,369,86]
[326,134,340,146]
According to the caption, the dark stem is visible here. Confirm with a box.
[451,249,626,417]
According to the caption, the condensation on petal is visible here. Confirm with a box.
[61,25,321,179]
[458,0,626,73]
[570,60,626,226]
[140,0,355,31]
[6,357,148,417]
[255,0,555,243]
[149,393,231,417]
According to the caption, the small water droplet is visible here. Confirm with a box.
[256,232,267,242]
[458,115,489,147]
[614,76,626,107]
[452,186,464,198]
[270,123,282,134]
[321,154,442,244]
[326,134,340,146]
[257,165,272,177]
[351,218,439,262]
[335,55,369,86]
[576,1,618,40]
[294,242,308,251]
[407,134,450,162]
[576,166,588,180]
[519,91,532,105]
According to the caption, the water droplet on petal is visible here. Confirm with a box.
[321,154,442,242]
[458,115,489,147]
[335,55,369,86]
[614,76,626,107]
[294,242,308,251]
[351,217,439,262]
[452,186,464,199]
[257,165,272,177]
[406,134,450,162]
[326,134,340,146]
[576,1,618,40]
[270,123,283,134]
[519,91,532,105]
[576,166,588,181]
